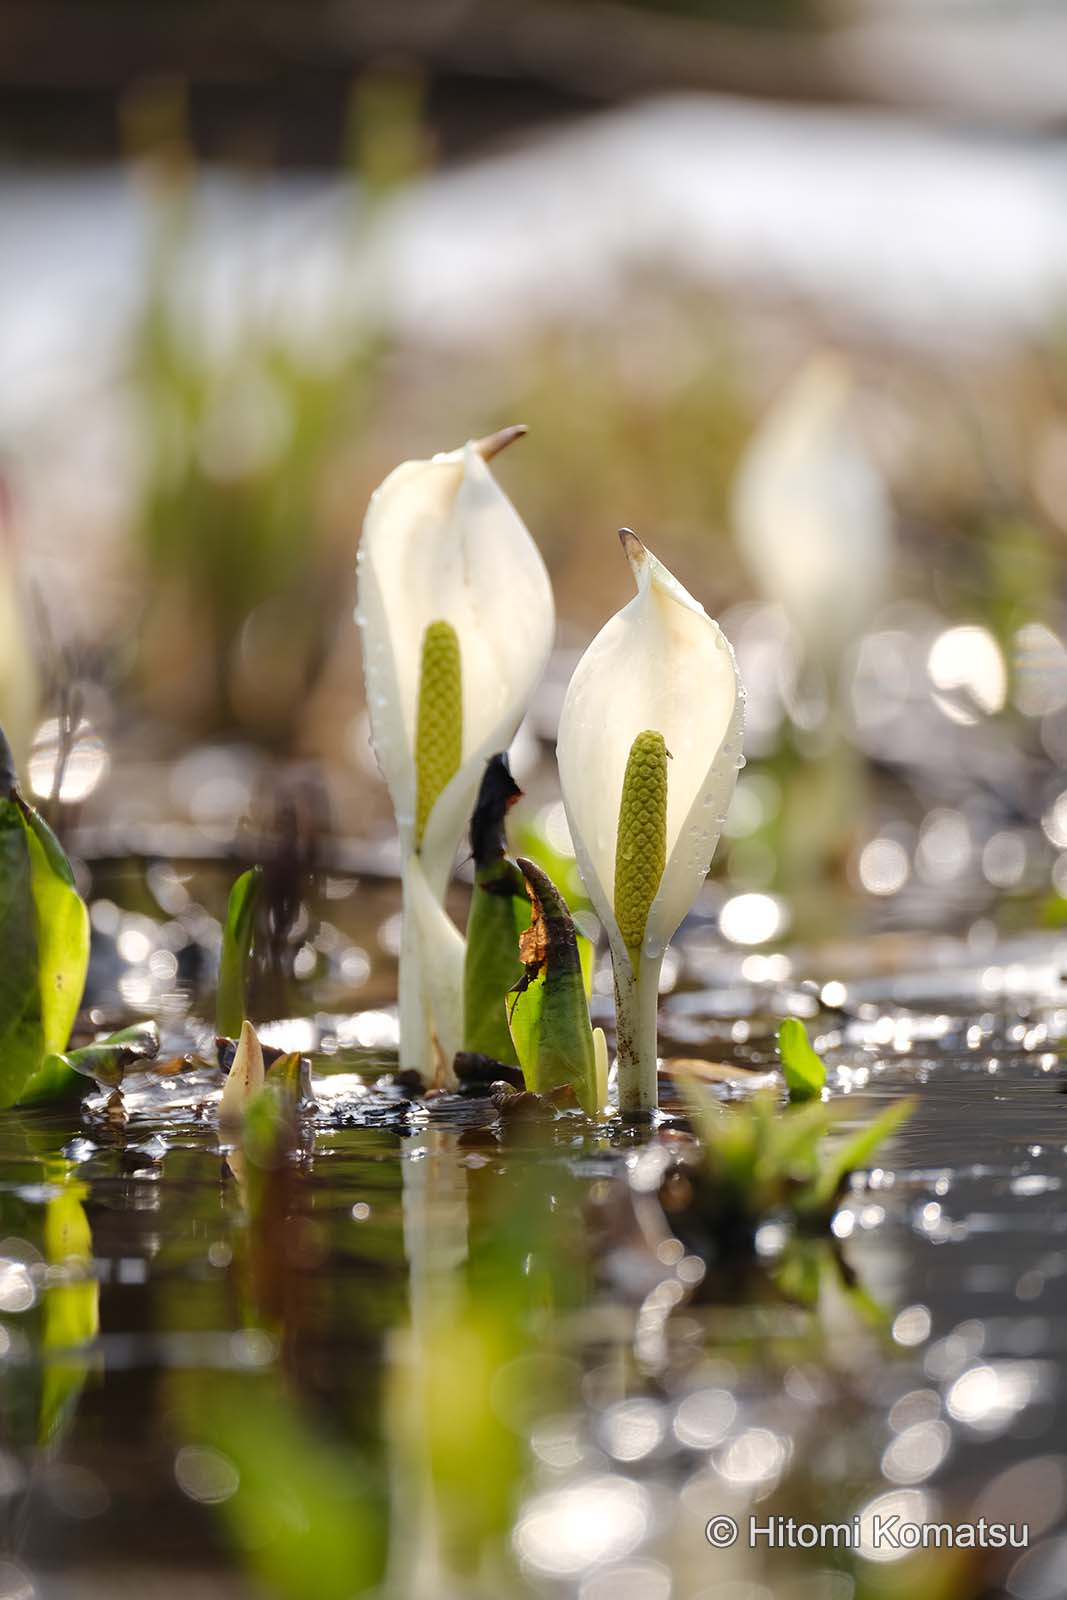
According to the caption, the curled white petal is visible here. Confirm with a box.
[732,353,891,659]
[557,533,745,969]
[357,440,555,893]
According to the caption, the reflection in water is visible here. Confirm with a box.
[3,939,1067,1594]
[39,1163,101,1446]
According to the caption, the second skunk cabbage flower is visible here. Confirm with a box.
[732,353,891,666]
[557,533,744,1119]
[356,429,554,1078]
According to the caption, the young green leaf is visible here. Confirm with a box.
[0,797,49,1105]
[507,857,597,1115]
[463,755,529,1064]
[811,1096,916,1212]
[240,1051,309,1188]
[777,1017,827,1102]
[216,865,263,1039]
[42,1021,161,1091]
[759,1097,833,1186]
[0,734,90,1108]
[674,1069,765,1191]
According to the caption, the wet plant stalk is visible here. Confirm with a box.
[399,857,432,1074]
[613,949,663,1120]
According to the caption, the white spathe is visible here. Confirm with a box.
[400,851,466,1077]
[357,434,555,901]
[732,353,892,662]
[559,532,744,972]
[557,532,744,1116]
[356,432,555,1076]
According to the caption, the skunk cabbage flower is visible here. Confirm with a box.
[557,532,744,1118]
[357,429,554,1077]
[732,354,891,665]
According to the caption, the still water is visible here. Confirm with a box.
[4,918,1067,1599]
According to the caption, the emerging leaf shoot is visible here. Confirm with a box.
[216,865,263,1040]
[463,755,529,1064]
[507,857,597,1114]
[777,1017,827,1102]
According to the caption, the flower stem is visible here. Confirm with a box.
[398,859,433,1079]
[613,949,663,1120]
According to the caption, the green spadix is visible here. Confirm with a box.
[613,729,668,969]
[414,619,462,849]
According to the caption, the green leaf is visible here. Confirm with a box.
[243,1051,309,1171]
[812,1097,916,1211]
[216,866,263,1039]
[43,1021,161,1090]
[463,857,529,1063]
[0,780,89,1109]
[511,820,591,920]
[0,798,44,1106]
[777,1017,826,1102]
[674,1069,754,1185]
[15,1052,83,1109]
[17,801,91,1105]
[464,755,528,1063]
[508,858,597,1114]
[22,805,89,1058]
[760,1098,832,1185]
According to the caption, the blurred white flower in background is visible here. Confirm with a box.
[732,353,893,669]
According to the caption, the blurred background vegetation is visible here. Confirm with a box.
[5,0,1067,946]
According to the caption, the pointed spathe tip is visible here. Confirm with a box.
[474,424,528,462]
[618,528,650,581]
